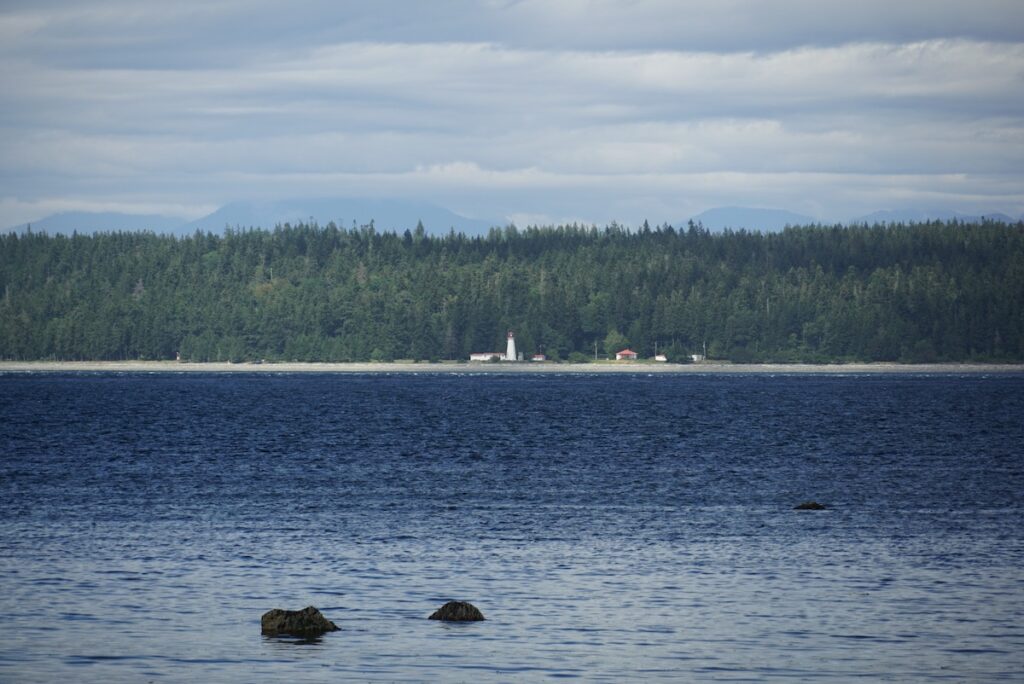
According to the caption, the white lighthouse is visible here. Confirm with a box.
[505,331,517,362]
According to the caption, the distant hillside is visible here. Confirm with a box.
[12,203,1020,238]
[185,198,496,236]
[3,221,1021,364]
[9,211,189,235]
[852,209,1019,224]
[7,198,498,237]
[689,206,818,232]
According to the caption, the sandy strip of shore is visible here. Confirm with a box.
[1,360,1021,374]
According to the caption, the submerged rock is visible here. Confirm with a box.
[428,601,485,621]
[794,501,827,510]
[261,606,339,636]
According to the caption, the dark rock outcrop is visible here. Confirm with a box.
[794,501,827,510]
[428,601,485,621]
[261,606,339,636]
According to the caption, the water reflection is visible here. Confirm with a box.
[261,633,327,647]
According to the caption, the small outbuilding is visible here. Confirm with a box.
[615,349,638,361]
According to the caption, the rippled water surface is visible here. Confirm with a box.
[1,372,1022,681]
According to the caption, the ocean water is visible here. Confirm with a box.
[0,372,1022,682]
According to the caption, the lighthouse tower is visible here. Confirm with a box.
[505,331,517,362]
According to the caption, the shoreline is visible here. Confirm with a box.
[2,360,1022,374]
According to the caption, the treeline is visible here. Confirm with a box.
[1,220,1022,363]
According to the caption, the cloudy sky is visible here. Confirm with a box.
[2,0,1023,227]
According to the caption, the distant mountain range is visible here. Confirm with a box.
[849,209,1019,225]
[13,211,189,235]
[10,198,497,237]
[689,206,1021,232]
[8,201,1021,237]
[183,198,495,235]
[688,207,818,232]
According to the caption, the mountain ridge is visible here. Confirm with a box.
[184,198,495,235]
[851,209,1019,225]
[688,206,819,232]
[9,203,1021,236]
[10,211,190,235]
[8,198,497,237]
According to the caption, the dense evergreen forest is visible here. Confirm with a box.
[1,220,1022,363]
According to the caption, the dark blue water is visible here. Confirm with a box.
[1,372,1022,681]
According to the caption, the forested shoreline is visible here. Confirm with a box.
[1,220,1022,363]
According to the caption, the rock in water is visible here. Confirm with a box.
[261,606,339,636]
[794,501,827,510]
[428,601,485,621]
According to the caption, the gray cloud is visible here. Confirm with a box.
[1,1,1023,227]
[7,1,1023,61]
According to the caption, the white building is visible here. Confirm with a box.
[469,331,520,362]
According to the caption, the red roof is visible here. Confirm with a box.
[617,349,636,355]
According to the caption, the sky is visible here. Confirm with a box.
[1,0,1023,228]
